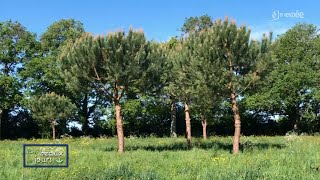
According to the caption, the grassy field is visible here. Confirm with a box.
[1,136,320,180]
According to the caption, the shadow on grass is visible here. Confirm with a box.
[104,140,286,153]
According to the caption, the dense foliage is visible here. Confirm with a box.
[1,16,320,153]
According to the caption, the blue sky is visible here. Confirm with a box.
[1,0,318,41]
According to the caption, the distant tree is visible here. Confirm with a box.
[165,37,198,147]
[19,19,97,135]
[186,28,225,140]
[20,19,85,95]
[245,24,320,133]
[30,92,76,141]
[40,19,84,55]
[121,95,171,136]
[148,38,179,137]
[0,75,21,139]
[0,20,37,139]
[178,14,221,140]
[141,41,180,137]
[60,29,150,153]
[181,14,213,34]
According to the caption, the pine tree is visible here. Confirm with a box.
[210,17,271,154]
[187,28,225,140]
[30,92,76,141]
[165,37,197,147]
[152,37,179,137]
[60,29,149,153]
[179,15,225,140]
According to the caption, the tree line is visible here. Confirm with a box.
[1,15,320,154]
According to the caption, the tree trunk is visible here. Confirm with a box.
[231,89,241,154]
[170,99,177,137]
[4,63,9,76]
[288,106,299,132]
[0,109,8,140]
[52,121,56,141]
[184,102,191,147]
[81,94,89,135]
[114,84,124,153]
[293,121,298,132]
[0,109,2,140]
[201,114,207,140]
[115,100,124,153]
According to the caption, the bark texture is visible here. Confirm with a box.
[201,114,207,140]
[114,83,124,153]
[185,102,191,147]
[170,100,177,137]
[52,121,56,141]
[231,90,241,154]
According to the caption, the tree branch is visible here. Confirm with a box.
[118,88,126,100]
[93,67,115,101]
[98,87,114,101]
[237,81,252,96]
[237,72,257,96]
[93,67,101,80]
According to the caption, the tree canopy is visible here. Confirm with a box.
[0,17,320,156]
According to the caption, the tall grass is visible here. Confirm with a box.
[0,136,320,179]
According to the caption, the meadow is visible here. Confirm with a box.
[1,136,320,180]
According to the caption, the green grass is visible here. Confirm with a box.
[1,136,320,179]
